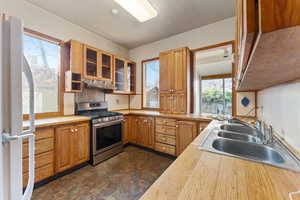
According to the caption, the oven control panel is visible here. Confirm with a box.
[92,115,124,124]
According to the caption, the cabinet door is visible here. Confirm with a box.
[70,40,83,74]
[114,57,126,91]
[123,116,130,144]
[72,123,90,165]
[173,48,187,93]
[146,117,155,148]
[129,116,138,143]
[136,117,147,147]
[127,61,136,93]
[84,45,99,79]
[160,93,173,114]
[159,51,174,93]
[172,92,187,114]
[55,125,73,173]
[176,121,197,156]
[100,52,113,81]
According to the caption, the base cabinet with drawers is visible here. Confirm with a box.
[125,115,210,157]
[22,121,90,187]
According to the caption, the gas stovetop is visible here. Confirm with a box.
[76,102,123,124]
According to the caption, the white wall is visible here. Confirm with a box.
[257,81,300,152]
[129,17,235,109]
[1,0,130,113]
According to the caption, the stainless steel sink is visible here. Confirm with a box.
[212,138,284,164]
[199,121,300,172]
[217,131,261,143]
[220,124,258,136]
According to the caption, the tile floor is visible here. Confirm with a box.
[31,146,174,200]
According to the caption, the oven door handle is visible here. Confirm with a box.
[93,119,124,128]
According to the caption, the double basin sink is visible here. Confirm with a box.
[199,120,300,172]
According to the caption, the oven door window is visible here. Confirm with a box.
[95,123,122,151]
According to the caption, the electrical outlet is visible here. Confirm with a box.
[116,99,119,104]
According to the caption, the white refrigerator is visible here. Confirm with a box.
[0,14,36,200]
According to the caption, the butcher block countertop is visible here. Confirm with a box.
[23,115,91,129]
[139,121,300,200]
[114,109,212,122]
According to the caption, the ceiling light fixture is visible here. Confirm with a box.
[114,0,157,22]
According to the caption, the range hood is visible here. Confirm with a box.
[82,79,114,90]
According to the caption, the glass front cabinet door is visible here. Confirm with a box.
[114,57,136,94]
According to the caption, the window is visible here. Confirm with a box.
[23,32,61,115]
[201,77,232,115]
[142,59,160,109]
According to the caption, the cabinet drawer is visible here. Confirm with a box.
[156,118,176,127]
[23,163,54,187]
[23,151,54,173]
[23,128,54,143]
[156,133,176,146]
[155,142,176,156]
[23,138,54,158]
[156,125,176,136]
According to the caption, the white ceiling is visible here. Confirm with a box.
[26,0,234,49]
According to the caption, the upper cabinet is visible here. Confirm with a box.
[63,40,83,93]
[63,40,135,93]
[83,45,114,82]
[235,0,300,91]
[159,47,191,114]
[114,57,136,94]
[100,51,113,81]
[84,45,99,79]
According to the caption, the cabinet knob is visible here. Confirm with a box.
[70,128,74,133]
[75,128,78,132]
[176,125,179,128]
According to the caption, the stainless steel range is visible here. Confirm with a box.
[76,102,124,165]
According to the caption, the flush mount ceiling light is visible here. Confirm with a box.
[114,0,158,22]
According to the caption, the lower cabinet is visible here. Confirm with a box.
[22,127,55,187]
[55,122,89,173]
[125,116,155,149]
[176,121,197,156]
[122,115,210,157]
[22,121,90,187]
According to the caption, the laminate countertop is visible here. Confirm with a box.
[23,116,91,129]
[114,110,212,122]
[139,120,300,200]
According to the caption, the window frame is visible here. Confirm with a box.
[142,57,160,110]
[200,73,233,115]
[23,28,64,120]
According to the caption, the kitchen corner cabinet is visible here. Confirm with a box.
[159,47,190,114]
[126,116,154,148]
[63,40,83,93]
[55,122,89,173]
[235,0,300,91]
[114,57,136,94]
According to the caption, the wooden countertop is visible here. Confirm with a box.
[23,116,91,129]
[114,110,212,122]
[139,121,300,200]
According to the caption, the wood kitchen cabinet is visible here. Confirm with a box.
[114,57,136,94]
[176,121,197,156]
[22,127,55,187]
[127,116,154,148]
[63,40,83,93]
[136,116,155,148]
[235,0,300,91]
[159,47,190,114]
[55,122,89,173]
[123,116,131,144]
